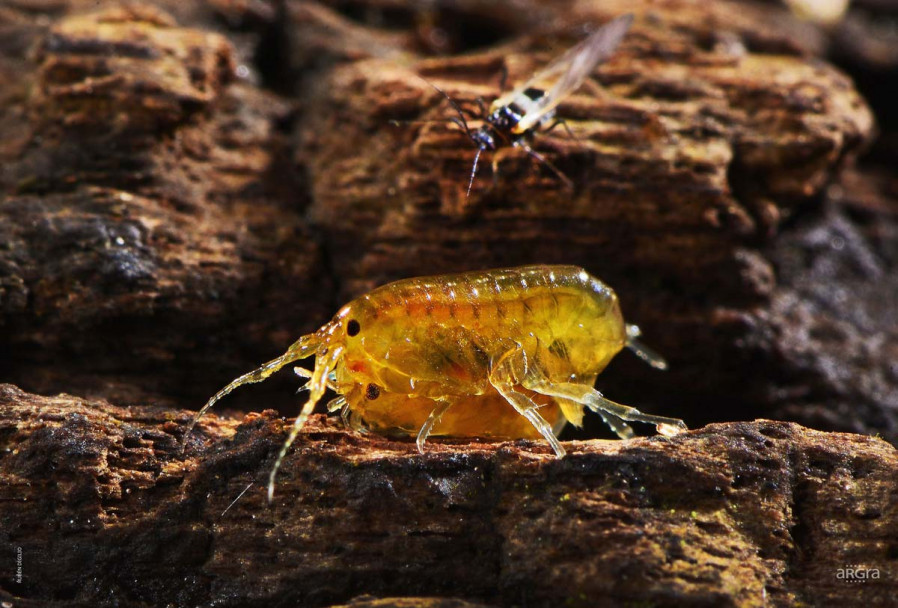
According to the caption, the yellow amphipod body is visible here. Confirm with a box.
[186,265,687,500]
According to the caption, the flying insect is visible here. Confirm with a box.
[435,14,635,196]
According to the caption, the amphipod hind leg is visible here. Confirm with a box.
[520,369,687,438]
[625,324,668,370]
[557,396,634,439]
[489,346,566,457]
[594,410,636,440]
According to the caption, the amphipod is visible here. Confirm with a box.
[431,14,634,195]
[185,265,686,499]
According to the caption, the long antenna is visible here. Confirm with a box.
[466,148,483,197]
[422,78,476,138]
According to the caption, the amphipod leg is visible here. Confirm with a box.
[294,366,339,390]
[557,395,634,439]
[337,401,369,433]
[594,410,636,440]
[522,372,687,437]
[340,401,352,429]
[325,395,346,413]
[416,399,453,453]
[267,345,344,502]
[489,347,566,457]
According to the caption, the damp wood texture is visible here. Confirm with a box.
[2,385,898,607]
[1,0,897,606]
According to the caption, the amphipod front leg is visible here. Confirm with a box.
[416,399,453,453]
[489,345,566,457]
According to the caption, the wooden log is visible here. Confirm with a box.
[1,384,896,607]
[0,1,896,605]
[0,5,330,407]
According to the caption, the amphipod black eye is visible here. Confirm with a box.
[365,383,380,400]
[347,319,361,336]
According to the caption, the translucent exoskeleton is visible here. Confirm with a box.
[423,14,634,196]
[184,265,687,500]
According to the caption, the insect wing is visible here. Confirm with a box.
[490,39,583,111]
[513,14,633,133]
[491,18,626,110]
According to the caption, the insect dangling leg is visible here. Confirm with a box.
[497,64,509,92]
[475,96,489,118]
[516,141,574,190]
[489,347,566,457]
[416,399,453,453]
[390,118,454,127]
[390,110,481,130]
[182,335,320,448]
[544,117,579,142]
[490,147,512,187]
[625,324,668,370]
[267,345,344,502]
[521,373,687,438]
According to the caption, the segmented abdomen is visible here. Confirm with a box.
[347,266,627,393]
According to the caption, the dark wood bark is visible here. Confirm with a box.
[0,3,331,408]
[1,0,897,606]
[2,385,897,607]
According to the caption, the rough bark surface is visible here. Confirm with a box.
[1,0,897,606]
[0,3,330,407]
[1,385,897,607]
